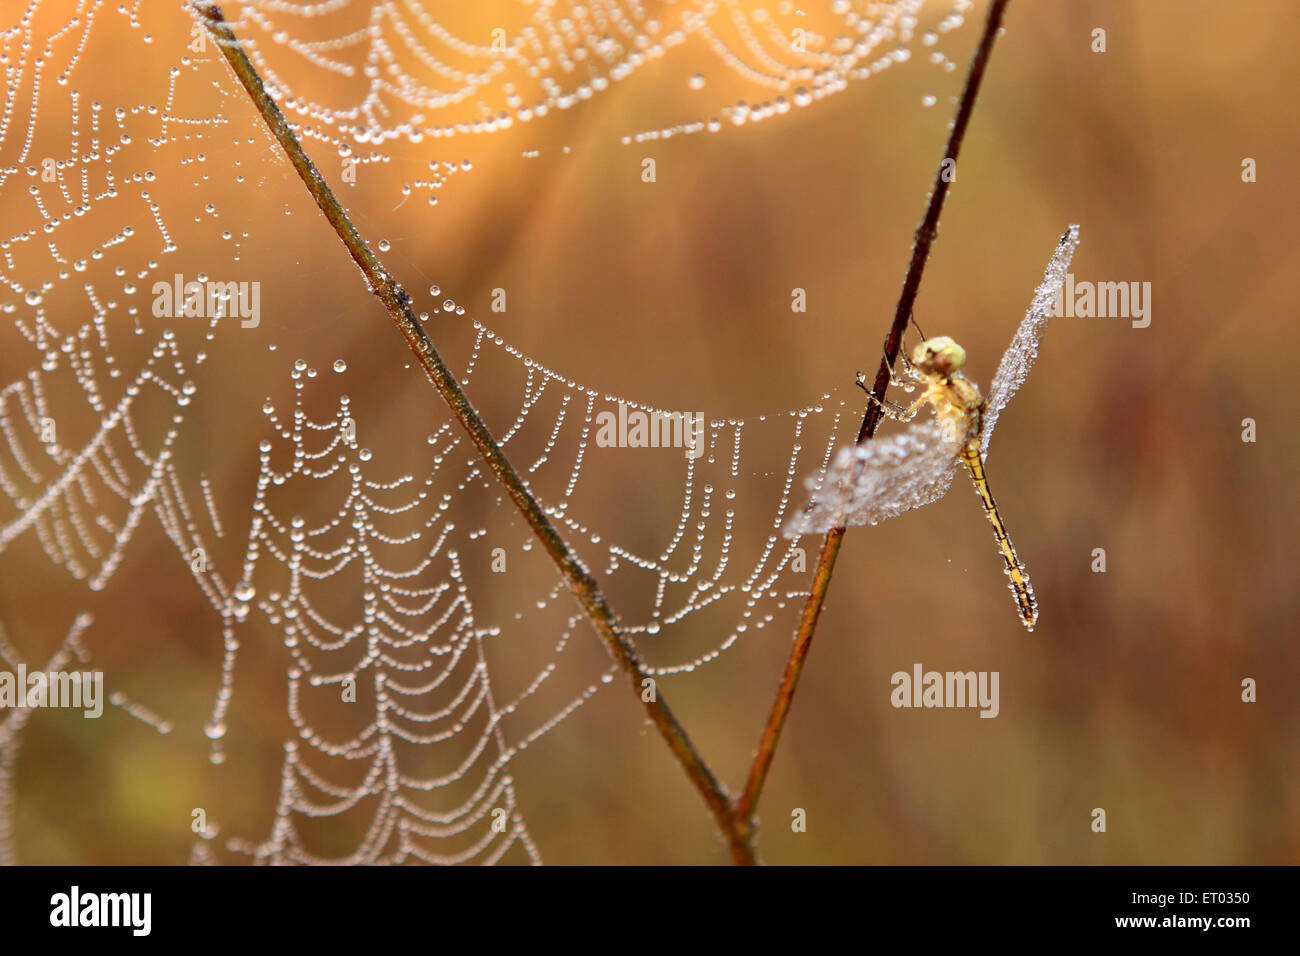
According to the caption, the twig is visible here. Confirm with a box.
[731,0,1013,861]
[189,1,738,848]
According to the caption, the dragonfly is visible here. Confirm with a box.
[785,224,1080,631]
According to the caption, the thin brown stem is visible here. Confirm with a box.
[732,0,1013,860]
[189,1,738,845]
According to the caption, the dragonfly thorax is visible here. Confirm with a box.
[911,336,966,378]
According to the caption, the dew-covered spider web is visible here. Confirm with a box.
[0,0,977,864]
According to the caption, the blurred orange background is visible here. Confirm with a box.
[0,0,1295,864]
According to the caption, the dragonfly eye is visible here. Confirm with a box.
[912,336,966,376]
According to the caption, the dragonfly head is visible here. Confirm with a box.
[912,336,966,377]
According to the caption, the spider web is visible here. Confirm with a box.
[0,611,94,867]
[199,330,851,864]
[207,0,972,148]
[0,0,972,864]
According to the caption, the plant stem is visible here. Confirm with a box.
[190,0,738,849]
[732,0,1013,860]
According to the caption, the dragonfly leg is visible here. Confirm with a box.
[896,346,924,383]
[899,392,929,420]
[907,308,928,343]
[864,346,922,395]
[855,373,924,422]
[887,365,918,393]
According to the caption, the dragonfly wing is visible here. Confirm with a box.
[784,418,962,537]
[981,224,1080,461]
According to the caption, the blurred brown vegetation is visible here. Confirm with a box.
[1,0,1296,864]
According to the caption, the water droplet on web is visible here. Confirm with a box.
[333,359,347,372]
[377,239,391,252]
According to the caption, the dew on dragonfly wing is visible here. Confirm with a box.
[333,359,347,372]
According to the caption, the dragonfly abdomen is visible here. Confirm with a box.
[959,440,1039,631]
